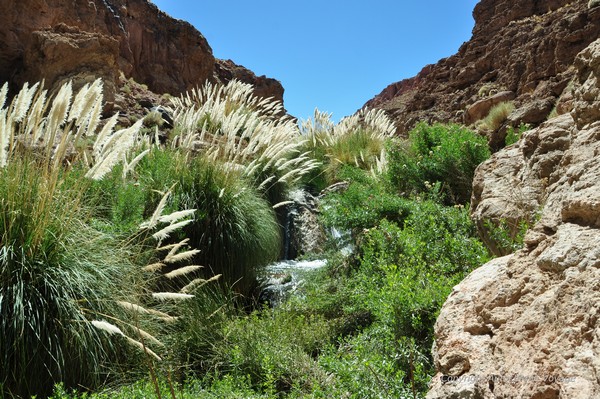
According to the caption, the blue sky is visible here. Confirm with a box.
[152,1,479,121]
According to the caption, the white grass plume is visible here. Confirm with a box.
[117,301,150,314]
[140,189,171,230]
[142,262,165,273]
[164,265,203,279]
[152,292,194,301]
[180,274,221,293]
[91,320,125,336]
[152,219,193,242]
[164,248,201,264]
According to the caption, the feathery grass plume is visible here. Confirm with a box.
[300,107,396,186]
[0,82,7,109]
[92,320,126,336]
[140,188,172,230]
[117,301,151,314]
[164,265,204,279]
[180,274,221,293]
[132,326,164,347]
[142,262,166,273]
[123,148,150,179]
[152,219,194,242]
[86,119,144,180]
[158,209,197,224]
[10,81,39,123]
[158,238,190,255]
[152,292,194,301]
[164,248,201,264]
[0,109,9,167]
[91,321,162,361]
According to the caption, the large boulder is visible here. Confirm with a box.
[428,38,600,399]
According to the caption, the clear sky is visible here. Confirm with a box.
[152,1,479,122]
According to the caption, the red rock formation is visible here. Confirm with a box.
[0,0,284,103]
[365,0,600,136]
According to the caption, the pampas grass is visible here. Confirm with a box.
[169,80,319,204]
[300,107,396,187]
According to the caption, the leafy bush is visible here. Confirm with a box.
[320,166,411,234]
[212,311,332,394]
[387,123,490,204]
[313,192,490,397]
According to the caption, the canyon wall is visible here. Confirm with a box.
[427,37,600,399]
[0,0,284,105]
[365,0,600,139]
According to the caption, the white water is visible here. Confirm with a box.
[260,259,327,306]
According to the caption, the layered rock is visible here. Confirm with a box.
[427,38,600,399]
[365,0,600,136]
[0,0,284,104]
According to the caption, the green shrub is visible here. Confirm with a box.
[212,310,333,394]
[313,197,490,397]
[320,166,411,234]
[387,123,490,204]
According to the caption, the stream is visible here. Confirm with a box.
[260,259,327,306]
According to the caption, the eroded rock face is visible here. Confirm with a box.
[427,38,600,399]
[365,0,600,135]
[0,0,284,103]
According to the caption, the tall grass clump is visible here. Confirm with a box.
[476,101,514,132]
[387,123,490,204]
[300,108,395,190]
[169,80,318,206]
[100,148,281,300]
[0,80,147,398]
[176,155,281,298]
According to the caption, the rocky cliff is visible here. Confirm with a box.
[0,0,284,107]
[365,0,600,143]
[427,37,600,399]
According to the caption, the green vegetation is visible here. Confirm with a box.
[387,122,490,204]
[1,79,496,398]
[504,123,530,146]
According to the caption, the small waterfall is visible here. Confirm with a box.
[261,189,327,306]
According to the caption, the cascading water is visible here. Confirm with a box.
[260,189,327,306]
[260,189,354,307]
